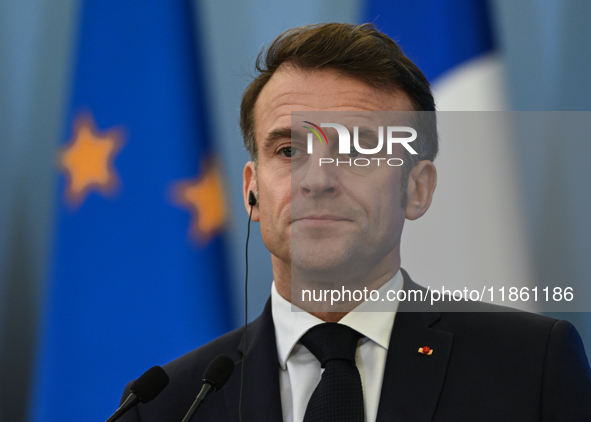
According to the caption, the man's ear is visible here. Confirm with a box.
[243,161,260,222]
[405,160,437,221]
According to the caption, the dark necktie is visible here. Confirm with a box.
[299,323,365,422]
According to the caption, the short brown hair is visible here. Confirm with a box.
[240,22,438,166]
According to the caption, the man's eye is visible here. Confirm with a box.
[348,148,360,158]
[281,147,297,157]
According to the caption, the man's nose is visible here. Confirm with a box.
[297,154,341,198]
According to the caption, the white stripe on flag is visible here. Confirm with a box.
[401,53,537,311]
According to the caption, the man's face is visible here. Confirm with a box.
[243,65,417,292]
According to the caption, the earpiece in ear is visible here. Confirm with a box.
[248,190,257,206]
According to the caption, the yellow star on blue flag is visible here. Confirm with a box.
[30,2,233,421]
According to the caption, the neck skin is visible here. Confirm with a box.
[272,249,401,322]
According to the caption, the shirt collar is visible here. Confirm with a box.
[271,270,403,370]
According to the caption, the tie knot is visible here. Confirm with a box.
[300,323,363,367]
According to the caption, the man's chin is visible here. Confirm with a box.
[290,250,351,274]
[290,255,373,286]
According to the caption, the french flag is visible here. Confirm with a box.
[364,0,535,309]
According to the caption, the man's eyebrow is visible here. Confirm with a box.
[356,127,379,138]
[262,127,291,151]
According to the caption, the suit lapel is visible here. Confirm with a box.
[222,298,284,421]
[220,271,452,422]
[376,270,453,422]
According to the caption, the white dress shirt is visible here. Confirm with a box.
[271,270,403,422]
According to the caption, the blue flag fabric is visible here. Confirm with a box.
[30,1,232,420]
[363,0,494,82]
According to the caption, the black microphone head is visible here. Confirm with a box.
[202,355,235,391]
[130,366,169,403]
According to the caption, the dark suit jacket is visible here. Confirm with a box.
[119,270,591,421]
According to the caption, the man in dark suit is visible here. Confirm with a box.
[120,23,591,421]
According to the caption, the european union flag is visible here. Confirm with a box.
[30,1,233,420]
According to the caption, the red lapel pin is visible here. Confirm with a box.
[418,346,433,355]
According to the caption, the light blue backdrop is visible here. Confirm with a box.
[1,0,590,420]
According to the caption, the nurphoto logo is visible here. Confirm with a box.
[303,122,417,167]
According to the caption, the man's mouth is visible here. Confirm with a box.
[292,215,351,224]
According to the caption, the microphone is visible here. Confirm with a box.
[241,191,256,421]
[248,190,257,206]
[105,366,169,422]
[181,355,235,422]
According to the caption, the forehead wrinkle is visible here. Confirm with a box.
[267,91,398,112]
